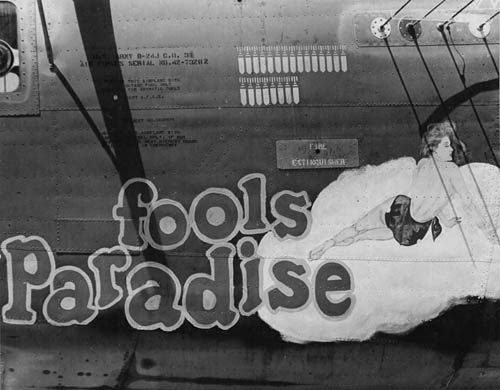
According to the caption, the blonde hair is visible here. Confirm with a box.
[420,120,466,164]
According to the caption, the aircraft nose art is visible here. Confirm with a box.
[1,0,500,389]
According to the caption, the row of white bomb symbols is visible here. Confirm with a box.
[239,76,300,106]
[237,45,348,75]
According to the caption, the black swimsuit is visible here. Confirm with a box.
[385,195,442,246]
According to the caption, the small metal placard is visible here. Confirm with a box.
[276,139,359,170]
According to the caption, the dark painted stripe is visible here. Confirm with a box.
[421,77,499,136]
[73,0,145,180]
[72,0,166,264]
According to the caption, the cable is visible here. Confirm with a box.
[482,37,499,76]
[384,38,476,264]
[422,78,499,134]
[447,27,466,82]
[441,28,499,169]
[381,0,413,29]
[410,32,500,256]
[479,10,500,30]
[384,40,421,127]
[36,0,119,171]
[435,31,500,247]
[412,0,448,27]
[441,0,477,28]
[438,25,500,298]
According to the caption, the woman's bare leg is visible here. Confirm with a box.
[349,227,394,243]
[309,226,393,260]
[309,197,394,260]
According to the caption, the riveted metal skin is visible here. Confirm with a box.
[0,0,499,389]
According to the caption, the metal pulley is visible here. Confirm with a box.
[399,17,422,41]
[370,17,392,39]
[469,21,491,38]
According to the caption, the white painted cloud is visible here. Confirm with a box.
[257,158,500,343]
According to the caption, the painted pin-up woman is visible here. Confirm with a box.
[310,121,498,261]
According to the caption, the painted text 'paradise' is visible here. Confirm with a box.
[1,174,354,330]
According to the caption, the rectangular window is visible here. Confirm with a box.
[0,1,20,92]
[0,0,39,116]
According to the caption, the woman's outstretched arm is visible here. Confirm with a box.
[447,164,499,245]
